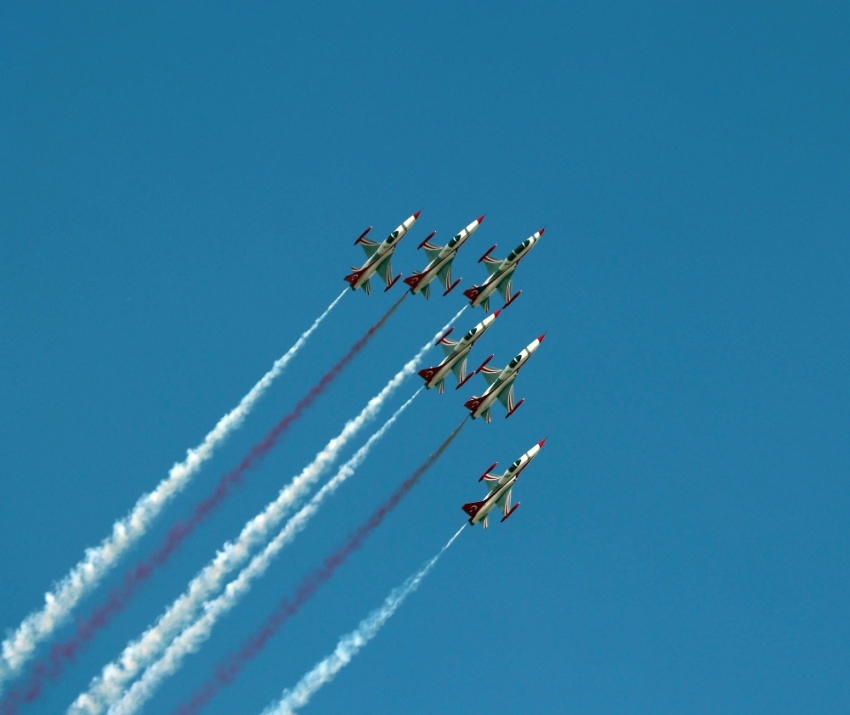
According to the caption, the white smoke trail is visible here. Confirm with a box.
[0,290,347,694]
[74,306,465,715]
[261,524,466,715]
[106,391,429,715]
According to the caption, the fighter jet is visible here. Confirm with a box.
[418,310,501,393]
[462,227,544,311]
[461,440,546,528]
[403,215,485,298]
[344,212,421,294]
[463,333,544,422]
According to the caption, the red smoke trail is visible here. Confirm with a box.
[0,296,405,715]
[175,419,466,715]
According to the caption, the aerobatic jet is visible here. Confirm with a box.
[418,310,501,393]
[403,215,485,298]
[344,211,421,294]
[463,333,544,422]
[461,439,546,528]
[463,227,544,311]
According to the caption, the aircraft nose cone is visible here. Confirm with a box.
[538,439,547,448]
[493,309,502,318]
[537,333,546,343]
[477,214,486,224]
[413,210,422,219]
[538,227,546,236]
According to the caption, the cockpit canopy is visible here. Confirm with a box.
[508,353,523,369]
[508,458,522,472]
[506,238,532,262]
[448,233,462,248]
[462,326,478,341]
[387,230,400,244]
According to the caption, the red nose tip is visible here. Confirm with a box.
[493,309,502,317]
[477,214,486,224]
[538,227,546,235]
[413,210,422,219]
[538,439,547,447]
[537,333,546,343]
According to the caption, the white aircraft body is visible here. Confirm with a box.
[463,227,544,311]
[417,310,501,393]
[462,440,546,528]
[403,215,485,298]
[463,333,544,422]
[344,212,421,294]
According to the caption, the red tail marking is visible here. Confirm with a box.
[403,273,421,288]
[463,286,480,301]
[462,500,486,518]
[464,396,482,412]
[343,270,363,286]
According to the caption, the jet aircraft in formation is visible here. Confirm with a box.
[418,310,500,393]
[342,210,548,525]
[462,440,545,528]
[344,212,420,294]
[404,215,484,298]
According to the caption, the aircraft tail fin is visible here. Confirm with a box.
[463,285,480,303]
[418,365,440,386]
[462,500,487,519]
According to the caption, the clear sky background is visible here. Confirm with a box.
[1,2,848,714]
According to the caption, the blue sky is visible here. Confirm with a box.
[1,2,848,714]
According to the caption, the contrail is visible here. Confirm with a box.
[69,307,465,715]
[0,295,409,715]
[261,524,466,715]
[165,419,466,715]
[0,289,345,696]
[103,390,425,715]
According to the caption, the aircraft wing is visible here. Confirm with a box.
[440,338,457,357]
[436,261,454,291]
[482,471,501,493]
[423,245,443,262]
[495,487,513,515]
[451,356,468,384]
[358,237,381,259]
[496,275,513,301]
[482,254,502,276]
[479,365,502,386]
[496,382,516,412]
[375,254,394,286]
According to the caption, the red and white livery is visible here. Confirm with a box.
[344,212,421,294]
[418,310,501,393]
[404,215,485,298]
[463,227,544,312]
[462,440,546,528]
[463,333,545,422]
